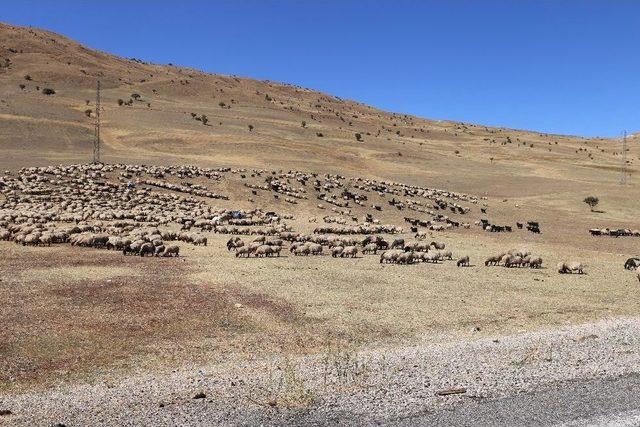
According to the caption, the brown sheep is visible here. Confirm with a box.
[139,242,155,257]
[457,255,470,267]
[340,246,358,258]
[162,245,180,257]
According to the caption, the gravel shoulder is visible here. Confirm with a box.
[2,317,640,426]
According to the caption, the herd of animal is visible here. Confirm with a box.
[0,162,638,281]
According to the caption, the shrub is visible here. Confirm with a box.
[24,75,32,81]
[583,196,599,212]
[201,115,209,125]
[355,133,362,142]
[131,93,141,100]
[18,84,25,90]
[117,99,124,106]
[42,88,56,95]
[316,132,324,137]
[84,109,92,117]
[301,121,306,128]
[218,102,226,108]
[248,124,254,132]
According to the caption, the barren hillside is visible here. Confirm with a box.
[1,23,637,188]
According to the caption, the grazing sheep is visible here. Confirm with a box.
[293,245,310,256]
[485,254,502,266]
[139,242,155,257]
[624,257,640,270]
[341,246,358,258]
[362,243,378,254]
[415,231,427,240]
[162,245,180,257]
[192,235,207,246]
[397,251,414,264]
[235,246,251,258]
[154,244,166,256]
[331,246,344,258]
[391,238,405,249]
[254,244,274,257]
[306,242,323,255]
[528,256,543,269]
[457,255,470,267]
[504,255,523,268]
[558,261,585,274]
[430,241,445,250]
[380,249,402,264]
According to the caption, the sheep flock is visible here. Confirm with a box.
[1,163,638,279]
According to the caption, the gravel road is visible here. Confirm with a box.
[2,318,640,426]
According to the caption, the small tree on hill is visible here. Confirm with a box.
[248,124,254,132]
[583,196,599,212]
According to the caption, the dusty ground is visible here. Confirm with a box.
[0,21,639,425]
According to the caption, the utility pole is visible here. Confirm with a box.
[620,130,627,185]
[93,80,101,164]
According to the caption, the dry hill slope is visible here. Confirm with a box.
[1,23,637,186]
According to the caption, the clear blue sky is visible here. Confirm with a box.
[2,1,638,137]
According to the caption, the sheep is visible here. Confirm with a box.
[340,246,358,258]
[457,255,470,267]
[226,237,244,251]
[293,245,310,256]
[485,254,502,266]
[421,252,439,263]
[380,249,402,264]
[139,242,155,257]
[624,257,640,270]
[306,242,323,255]
[415,231,427,240]
[438,250,453,260]
[558,261,585,274]
[504,255,523,268]
[162,245,180,257]
[430,241,445,250]
[362,243,378,254]
[154,244,165,256]
[192,235,207,246]
[391,238,405,249]
[254,245,274,257]
[397,251,414,264]
[331,246,344,257]
[235,247,250,258]
[528,256,543,269]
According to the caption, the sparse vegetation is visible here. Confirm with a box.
[42,87,55,95]
[24,74,32,81]
[84,109,92,117]
[583,196,599,212]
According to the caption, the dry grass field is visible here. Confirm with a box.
[1,22,640,424]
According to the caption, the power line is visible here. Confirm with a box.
[93,80,101,164]
[620,130,627,185]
